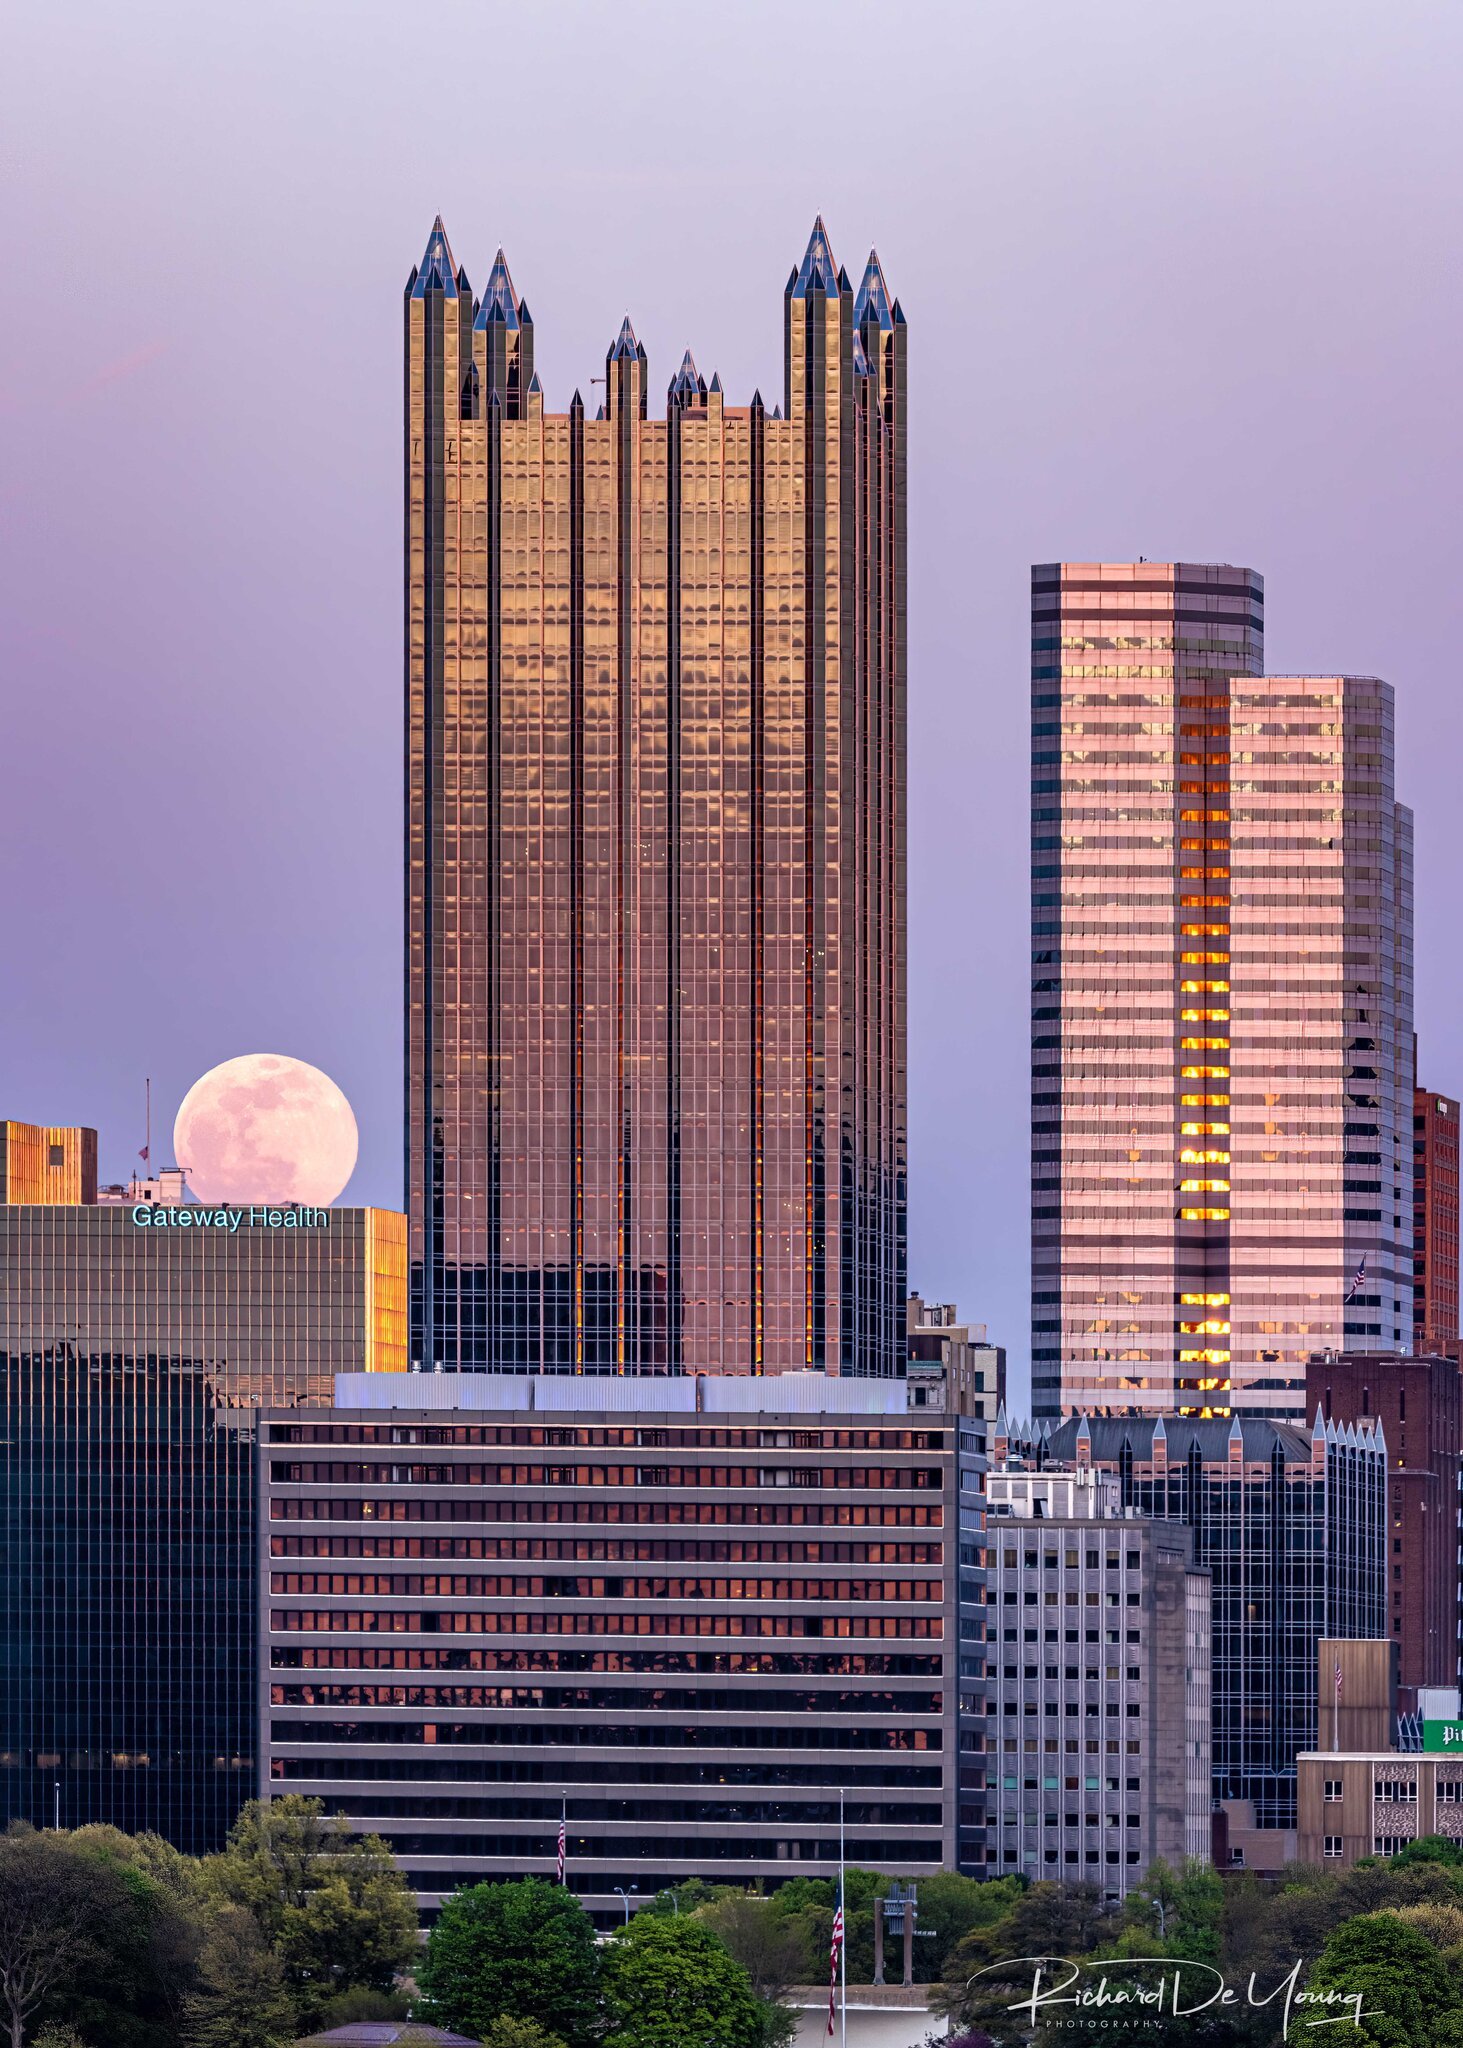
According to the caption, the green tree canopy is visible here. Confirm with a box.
[696,1895,811,2003]
[477,2019,570,2048]
[0,1825,141,2048]
[600,1915,766,2048]
[414,1878,601,2048]
[183,1905,297,2048]
[1295,1909,1461,2048]
[202,1796,417,2024]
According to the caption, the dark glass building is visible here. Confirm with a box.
[992,1409,1387,1827]
[0,1203,406,1850]
[406,218,906,1377]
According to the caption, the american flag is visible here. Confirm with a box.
[826,1901,844,2036]
[1336,1658,1343,1696]
[1344,1254,1367,1304]
[556,1811,566,1885]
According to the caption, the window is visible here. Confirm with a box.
[1323,1780,1342,1802]
[1323,1837,1343,1859]
[48,1144,65,1167]
[1438,1782,1463,1802]
[1374,1780,1416,1802]
[1374,1837,1407,1857]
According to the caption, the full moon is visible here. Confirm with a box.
[173,1054,359,1206]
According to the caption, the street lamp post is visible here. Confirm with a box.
[614,1885,639,1924]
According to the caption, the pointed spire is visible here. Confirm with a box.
[854,252,894,333]
[1151,1413,1167,1440]
[410,216,459,300]
[1372,1417,1388,1457]
[1313,1403,1327,1439]
[852,331,869,376]
[473,249,522,334]
[708,370,722,394]
[517,298,532,328]
[790,216,840,298]
[527,371,542,395]
[610,315,639,361]
[1228,1414,1244,1445]
[669,348,705,403]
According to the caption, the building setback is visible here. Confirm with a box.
[406,218,906,1377]
[981,1463,1211,1898]
[1308,1349,1462,1709]
[993,1410,1387,1828]
[0,1201,407,1850]
[259,1376,984,1919]
[1032,562,1414,1420]
[1414,1087,1460,1353]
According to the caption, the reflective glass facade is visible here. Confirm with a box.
[260,1391,979,1921]
[406,219,906,1377]
[1032,563,1413,1419]
[0,1205,406,1850]
[0,1122,97,1205]
[998,1412,1387,1828]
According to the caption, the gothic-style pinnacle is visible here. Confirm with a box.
[475,247,522,332]
[791,215,839,298]
[669,348,704,402]
[410,217,459,299]
[528,371,542,396]
[610,315,639,361]
[854,251,894,332]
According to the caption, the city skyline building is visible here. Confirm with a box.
[0,1121,97,1205]
[1413,1084,1459,1352]
[259,1372,982,1918]
[1032,564,1414,1420]
[993,1410,1388,1829]
[406,217,906,1377]
[0,1197,407,1850]
[982,1462,1211,1896]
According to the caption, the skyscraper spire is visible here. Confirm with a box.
[610,315,639,361]
[669,348,706,406]
[476,248,523,331]
[790,215,840,298]
[410,216,460,299]
[854,252,894,332]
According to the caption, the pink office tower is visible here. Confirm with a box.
[1031,563,1413,1420]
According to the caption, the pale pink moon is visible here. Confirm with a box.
[173,1054,359,1206]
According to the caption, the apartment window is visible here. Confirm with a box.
[1323,1780,1342,1802]
[1374,1837,1407,1857]
[1438,1782,1463,1802]
[1323,1837,1343,1859]
[1375,1780,1416,1802]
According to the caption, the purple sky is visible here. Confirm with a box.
[3,1,1460,1407]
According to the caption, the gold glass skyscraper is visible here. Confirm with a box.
[406,219,906,1376]
[1032,565,1413,1420]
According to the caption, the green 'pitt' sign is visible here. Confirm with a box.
[1423,1722,1463,1752]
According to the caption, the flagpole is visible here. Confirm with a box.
[839,1790,847,2048]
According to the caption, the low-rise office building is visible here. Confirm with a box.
[1295,1640,1462,1868]
[259,1373,986,1920]
[0,1196,407,1849]
[980,1463,1211,1897]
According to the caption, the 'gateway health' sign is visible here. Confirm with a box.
[130,1205,331,1232]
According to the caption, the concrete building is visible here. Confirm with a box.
[1414,1086,1460,1352]
[980,1463,1210,1897]
[1308,1349,1462,1710]
[0,1200,407,1849]
[406,219,907,1378]
[258,1373,985,1920]
[994,1409,1387,1829]
[1294,1638,1463,1869]
[906,1294,1005,1421]
[0,1121,96,1205]
[1032,565,1415,1421]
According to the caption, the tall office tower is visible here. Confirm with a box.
[406,219,906,1377]
[1031,564,1414,1418]
[0,1121,96,1205]
[1413,1086,1460,1351]
[0,1201,406,1850]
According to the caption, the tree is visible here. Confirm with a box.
[1295,1910,1460,2048]
[478,2020,570,2048]
[600,1916,766,2048]
[183,1906,297,2048]
[414,1878,601,2048]
[1121,1858,1224,1966]
[697,1895,811,2003]
[0,1827,125,2048]
[1389,1833,1463,1869]
[203,1797,416,2022]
